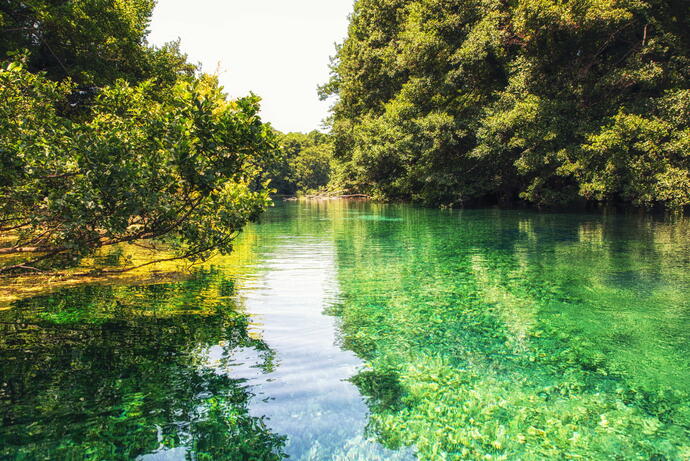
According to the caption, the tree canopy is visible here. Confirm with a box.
[0,1,276,273]
[322,0,690,209]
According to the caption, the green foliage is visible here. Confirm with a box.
[0,0,194,86]
[325,0,690,209]
[578,90,690,208]
[268,131,334,195]
[0,2,277,272]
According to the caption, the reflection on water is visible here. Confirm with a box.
[1,201,689,460]
[0,272,287,460]
[203,237,412,460]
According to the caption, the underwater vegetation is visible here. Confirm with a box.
[1,201,688,460]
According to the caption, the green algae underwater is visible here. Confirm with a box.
[1,200,689,460]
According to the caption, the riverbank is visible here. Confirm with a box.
[278,194,370,201]
[0,244,190,308]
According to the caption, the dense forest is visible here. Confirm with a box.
[1,3,689,460]
[321,0,690,209]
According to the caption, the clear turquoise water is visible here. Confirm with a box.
[1,201,688,460]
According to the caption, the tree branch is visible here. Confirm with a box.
[79,237,234,276]
[0,221,32,232]
[0,247,70,274]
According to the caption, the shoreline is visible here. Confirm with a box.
[280,194,370,201]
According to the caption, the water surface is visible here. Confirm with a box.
[1,201,688,460]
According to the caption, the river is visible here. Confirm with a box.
[1,200,688,460]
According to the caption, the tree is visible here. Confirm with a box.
[0,2,277,274]
[323,0,690,210]
[266,131,334,195]
[0,0,194,86]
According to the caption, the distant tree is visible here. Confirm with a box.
[267,131,333,195]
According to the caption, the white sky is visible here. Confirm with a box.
[148,0,353,133]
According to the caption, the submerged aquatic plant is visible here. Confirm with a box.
[331,204,690,460]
